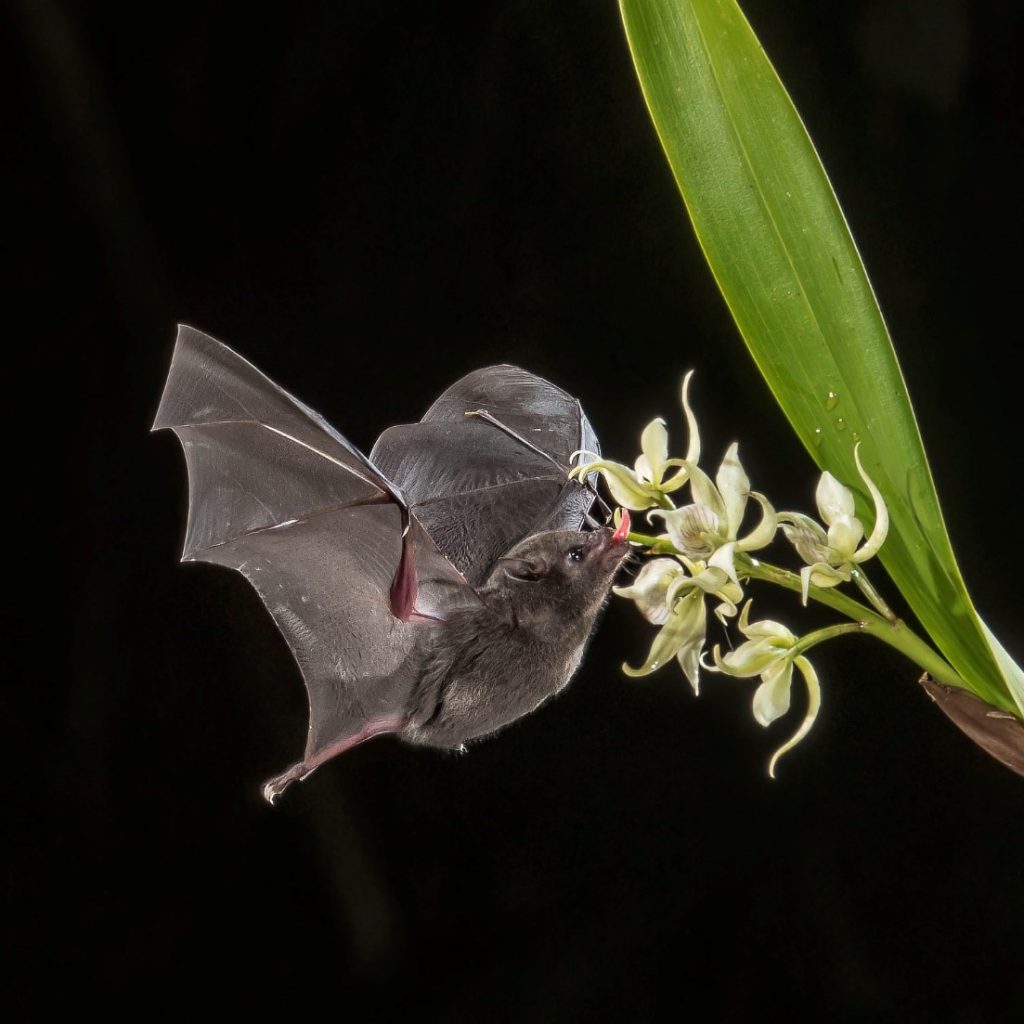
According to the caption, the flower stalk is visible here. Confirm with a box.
[735,555,964,690]
[849,567,897,623]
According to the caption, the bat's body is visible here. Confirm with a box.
[407,526,629,748]
[155,326,626,801]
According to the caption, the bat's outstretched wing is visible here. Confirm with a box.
[153,325,478,800]
[371,365,602,585]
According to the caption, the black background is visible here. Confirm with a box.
[12,0,1023,1017]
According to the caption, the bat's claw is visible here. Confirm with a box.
[261,760,311,804]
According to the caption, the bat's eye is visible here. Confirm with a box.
[568,546,586,563]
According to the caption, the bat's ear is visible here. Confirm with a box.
[497,556,548,582]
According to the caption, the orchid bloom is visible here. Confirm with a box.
[710,602,822,778]
[570,372,701,511]
[648,442,776,582]
[613,553,743,693]
[779,444,889,603]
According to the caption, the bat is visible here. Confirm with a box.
[154,325,630,802]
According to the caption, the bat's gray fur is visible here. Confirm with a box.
[406,528,629,748]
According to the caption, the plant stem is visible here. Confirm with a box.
[790,621,865,659]
[625,534,965,688]
[736,555,965,689]
[627,530,679,553]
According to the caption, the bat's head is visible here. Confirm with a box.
[489,518,631,631]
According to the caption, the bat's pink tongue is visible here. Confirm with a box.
[611,508,631,543]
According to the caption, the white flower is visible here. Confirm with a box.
[710,602,822,778]
[571,372,701,511]
[680,553,744,624]
[779,444,889,603]
[612,558,684,624]
[649,442,776,580]
[620,586,708,691]
[614,551,743,693]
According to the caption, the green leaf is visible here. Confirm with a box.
[619,0,1021,716]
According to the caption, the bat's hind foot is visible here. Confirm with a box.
[261,717,407,805]
[261,761,312,804]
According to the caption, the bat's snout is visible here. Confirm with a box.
[611,509,631,543]
[593,510,631,568]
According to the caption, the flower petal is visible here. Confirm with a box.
[737,491,777,552]
[815,565,850,588]
[685,462,727,523]
[741,618,796,643]
[569,449,601,467]
[826,513,864,562]
[675,593,708,694]
[680,370,701,466]
[716,637,781,677]
[799,562,848,604]
[752,659,794,727]
[623,589,706,679]
[650,505,720,559]
[852,443,889,563]
[708,542,740,586]
[658,462,693,494]
[638,418,669,485]
[767,655,822,778]
[737,598,754,635]
[613,557,683,624]
[779,513,830,566]
[665,571,695,608]
[572,458,659,510]
[816,471,856,525]
[712,585,743,624]
[687,563,730,596]
[716,442,750,539]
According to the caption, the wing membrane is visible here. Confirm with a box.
[155,331,603,797]
[154,326,476,795]
[372,365,603,583]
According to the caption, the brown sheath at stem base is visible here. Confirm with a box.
[920,674,1024,776]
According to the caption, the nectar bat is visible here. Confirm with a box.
[154,326,630,802]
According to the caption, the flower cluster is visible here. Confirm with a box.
[574,375,889,775]
[573,374,775,695]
